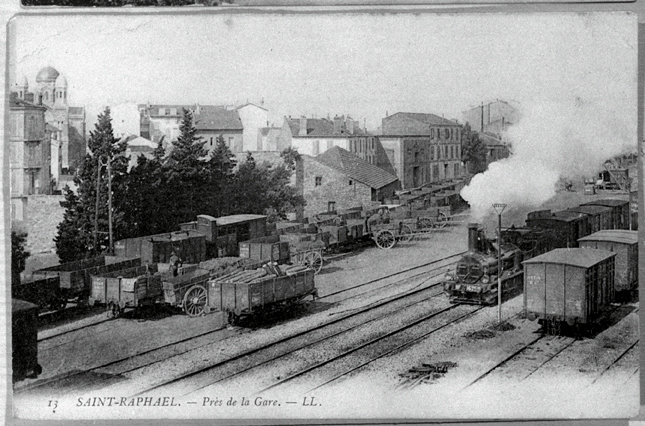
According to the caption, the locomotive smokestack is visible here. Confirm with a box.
[468,223,479,252]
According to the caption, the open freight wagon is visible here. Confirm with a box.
[90,264,162,317]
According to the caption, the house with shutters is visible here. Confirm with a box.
[297,146,400,218]
[379,112,464,189]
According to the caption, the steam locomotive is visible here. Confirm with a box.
[443,223,554,305]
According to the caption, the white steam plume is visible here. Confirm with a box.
[461,95,636,222]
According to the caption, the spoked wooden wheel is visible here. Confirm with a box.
[375,230,396,249]
[303,251,324,274]
[399,224,414,243]
[183,285,208,317]
[418,218,434,232]
[436,212,449,228]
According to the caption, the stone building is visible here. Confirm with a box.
[139,104,244,154]
[461,100,520,135]
[12,67,86,175]
[10,97,51,221]
[380,112,463,189]
[297,146,399,218]
[479,133,511,167]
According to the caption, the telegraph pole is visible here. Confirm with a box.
[492,203,507,323]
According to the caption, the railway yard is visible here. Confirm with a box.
[12,188,639,419]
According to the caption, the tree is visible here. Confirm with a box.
[461,122,488,174]
[206,135,237,217]
[280,146,301,171]
[54,107,129,261]
[12,231,30,286]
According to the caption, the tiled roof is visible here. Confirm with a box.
[479,133,505,147]
[386,112,459,126]
[314,146,398,189]
[523,248,615,268]
[194,106,243,131]
[237,103,268,111]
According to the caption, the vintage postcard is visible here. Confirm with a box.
[6,8,640,422]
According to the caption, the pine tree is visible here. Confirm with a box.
[207,135,237,217]
[54,107,128,261]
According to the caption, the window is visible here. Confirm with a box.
[328,201,336,212]
[210,137,213,146]
[315,176,322,186]
[349,179,353,186]
[454,163,459,178]
[430,128,434,138]
[450,146,454,159]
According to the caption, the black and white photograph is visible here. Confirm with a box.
[6,8,640,421]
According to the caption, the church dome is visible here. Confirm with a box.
[36,66,60,83]
[55,75,68,87]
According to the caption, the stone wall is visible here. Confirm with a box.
[20,195,65,254]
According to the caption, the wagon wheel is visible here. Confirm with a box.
[418,218,434,232]
[375,230,396,249]
[303,251,324,274]
[436,212,449,228]
[183,285,208,317]
[399,224,414,243]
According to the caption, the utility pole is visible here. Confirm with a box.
[492,203,507,323]
[94,156,101,253]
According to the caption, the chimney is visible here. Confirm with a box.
[480,102,484,132]
[468,223,480,252]
[502,116,505,131]
[299,116,307,136]
[346,117,354,135]
[333,115,343,135]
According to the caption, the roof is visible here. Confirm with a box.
[581,199,629,208]
[216,214,267,226]
[237,103,268,111]
[578,230,638,245]
[552,210,588,221]
[122,134,157,149]
[385,112,459,127]
[314,146,399,189]
[10,97,46,110]
[479,132,506,147]
[523,248,616,268]
[194,107,243,131]
[36,66,60,83]
[287,118,335,137]
[566,205,613,215]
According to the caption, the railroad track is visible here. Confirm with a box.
[130,280,452,397]
[318,251,464,301]
[38,316,115,343]
[21,252,463,396]
[262,304,483,396]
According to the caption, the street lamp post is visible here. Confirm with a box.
[492,203,507,323]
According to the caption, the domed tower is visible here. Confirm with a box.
[54,75,68,105]
[35,66,59,107]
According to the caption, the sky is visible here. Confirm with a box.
[8,12,637,136]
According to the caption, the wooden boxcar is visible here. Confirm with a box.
[31,256,141,305]
[115,231,206,265]
[217,268,316,324]
[90,264,162,316]
[239,235,290,264]
[566,205,614,235]
[12,299,42,382]
[211,214,268,257]
[580,199,630,230]
[526,210,588,248]
[523,248,615,334]
[578,230,638,298]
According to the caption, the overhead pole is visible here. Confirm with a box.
[492,203,507,323]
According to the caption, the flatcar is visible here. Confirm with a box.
[578,230,638,301]
[443,223,551,305]
[523,248,615,335]
[12,299,42,383]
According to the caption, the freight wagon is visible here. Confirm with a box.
[215,265,316,325]
[523,248,616,335]
[20,256,141,309]
[578,230,638,300]
[580,199,631,230]
[566,205,614,235]
[526,210,589,248]
[12,299,42,383]
[90,264,162,317]
[114,230,206,265]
